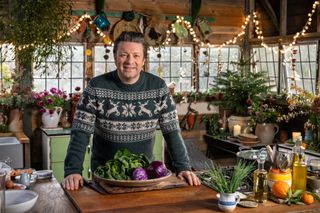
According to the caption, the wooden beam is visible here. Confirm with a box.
[249,31,320,45]
[279,0,287,36]
[259,0,279,32]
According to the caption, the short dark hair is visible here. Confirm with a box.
[113,31,148,58]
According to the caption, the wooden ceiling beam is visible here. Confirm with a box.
[259,0,279,32]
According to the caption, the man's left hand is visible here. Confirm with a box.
[177,170,201,186]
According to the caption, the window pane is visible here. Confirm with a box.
[148,46,192,92]
[33,44,85,93]
[0,44,16,92]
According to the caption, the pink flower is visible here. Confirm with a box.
[246,98,253,106]
[47,98,53,104]
[50,88,58,94]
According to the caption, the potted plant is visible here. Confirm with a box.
[33,88,69,128]
[209,58,273,134]
[201,160,255,212]
[248,101,281,144]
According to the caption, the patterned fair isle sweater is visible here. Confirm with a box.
[64,70,191,177]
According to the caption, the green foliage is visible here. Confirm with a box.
[201,114,220,136]
[0,0,73,68]
[201,160,255,193]
[209,65,273,116]
[0,94,33,109]
[95,148,150,180]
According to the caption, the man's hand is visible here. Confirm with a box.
[63,174,83,190]
[177,170,201,186]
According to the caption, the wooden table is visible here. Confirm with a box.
[29,177,320,213]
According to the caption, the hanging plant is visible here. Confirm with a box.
[0,0,73,69]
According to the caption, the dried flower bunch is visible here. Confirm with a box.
[33,88,69,114]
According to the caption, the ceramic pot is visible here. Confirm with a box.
[217,192,240,212]
[255,123,279,144]
[41,107,62,128]
[227,115,250,134]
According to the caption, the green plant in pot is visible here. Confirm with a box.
[208,57,274,134]
[200,160,255,212]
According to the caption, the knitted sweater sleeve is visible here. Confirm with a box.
[64,84,96,177]
[159,88,191,174]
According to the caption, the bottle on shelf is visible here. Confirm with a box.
[292,136,307,191]
[253,149,268,203]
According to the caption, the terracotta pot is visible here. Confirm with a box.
[8,109,23,132]
[255,123,279,144]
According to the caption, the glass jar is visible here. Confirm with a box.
[267,168,292,189]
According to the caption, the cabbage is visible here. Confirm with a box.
[132,167,148,180]
[146,161,168,179]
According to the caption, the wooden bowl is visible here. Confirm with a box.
[238,133,258,142]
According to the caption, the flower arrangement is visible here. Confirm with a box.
[249,102,281,125]
[33,88,69,114]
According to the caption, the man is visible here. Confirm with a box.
[63,31,201,190]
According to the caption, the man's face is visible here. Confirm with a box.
[114,41,145,84]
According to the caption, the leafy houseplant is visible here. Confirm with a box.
[249,102,281,126]
[209,60,273,116]
[0,0,73,68]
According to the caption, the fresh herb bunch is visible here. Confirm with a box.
[95,148,150,180]
[204,160,255,193]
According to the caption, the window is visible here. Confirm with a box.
[0,44,15,93]
[148,46,193,92]
[33,44,85,94]
[283,43,317,93]
[94,45,116,76]
[252,46,279,92]
[199,46,240,91]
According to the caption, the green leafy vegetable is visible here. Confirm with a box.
[95,148,150,180]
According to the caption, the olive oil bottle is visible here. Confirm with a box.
[292,135,307,191]
[253,150,268,203]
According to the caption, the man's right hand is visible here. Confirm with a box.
[63,173,83,190]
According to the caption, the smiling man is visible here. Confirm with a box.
[63,31,201,190]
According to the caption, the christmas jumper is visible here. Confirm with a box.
[64,70,191,177]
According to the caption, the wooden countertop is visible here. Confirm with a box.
[28,177,320,213]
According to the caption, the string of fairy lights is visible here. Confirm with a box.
[1,0,319,91]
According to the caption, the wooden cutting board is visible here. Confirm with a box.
[95,175,188,194]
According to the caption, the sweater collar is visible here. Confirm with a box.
[113,70,145,91]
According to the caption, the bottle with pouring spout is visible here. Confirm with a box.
[253,149,268,203]
[292,136,307,191]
